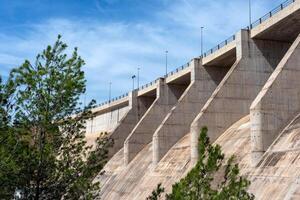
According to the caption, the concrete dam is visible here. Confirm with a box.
[86,0,300,199]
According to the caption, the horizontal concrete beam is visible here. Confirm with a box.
[165,65,191,84]
[202,41,236,66]
[91,96,129,115]
[251,0,300,39]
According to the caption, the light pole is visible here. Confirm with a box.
[137,67,140,89]
[109,82,112,102]
[132,75,136,91]
[165,50,168,77]
[249,0,252,29]
[201,26,204,56]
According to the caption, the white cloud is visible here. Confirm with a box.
[0,0,285,103]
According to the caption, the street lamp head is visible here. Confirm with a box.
[132,75,136,79]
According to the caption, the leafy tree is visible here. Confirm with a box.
[147,127,254,200]
[0,35,112,199]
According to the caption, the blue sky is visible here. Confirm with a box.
[0,0,284,104]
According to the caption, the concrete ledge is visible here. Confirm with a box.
[251,0,300,39]
[91,96,129,115]
[165,66,191,84]
[250,34,300,166]
[202,41,236,66]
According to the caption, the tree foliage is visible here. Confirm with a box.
[147,127,254,200]
[0,35,112,199]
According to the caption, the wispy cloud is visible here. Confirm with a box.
[0,0,285,103]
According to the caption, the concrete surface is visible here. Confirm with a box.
[152,58,228,165]
[124,78,183,165]
[191,29,291,164]
[250,34,300,166]
[107,91,155,157]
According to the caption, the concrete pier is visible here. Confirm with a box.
[250,34,300,166]
[124,78,186,165]
[152,58,229,166]
[191,29,290,164]
[108,90,155,157]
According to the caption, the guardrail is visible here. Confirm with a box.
[249,0,295,29]
[138,79,159,91]
[95,92,129,108]
[202,35,236,58]
[165,62,190,78]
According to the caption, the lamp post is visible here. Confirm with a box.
[165,50,168,77]
[109,82,112,102]
[132,75,136,91]
[201,26,204,56]
[249,0,252,29]
[137,67,140,89]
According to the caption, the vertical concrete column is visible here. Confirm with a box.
[152,58,225,166]
[108,90,141,158]
[124,78,178,165]
[250,34,300,166]
[191,29,290,164]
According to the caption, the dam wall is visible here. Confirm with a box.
[190,29,291,163]
[250,34,300,166]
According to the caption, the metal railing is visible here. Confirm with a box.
[95,92,129,108]
[249,0,295,29]
[165,62,190,78]
[138,78,159,91]
[202,35,236,58]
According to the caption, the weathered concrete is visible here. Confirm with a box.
[108,91,155,157]
[191,29,291,164]
[251,0,300,41]
[124,78,184,165]
[152,58,229,165]
[86,106,129,135]
[250,34,300,166]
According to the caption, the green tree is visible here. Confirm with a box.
[0,35,112,199]
[147,127,254,200]
[0,76,22,199]
[146,183,165,200]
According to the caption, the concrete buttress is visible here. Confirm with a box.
[152,58,228,166]
[191,29,291,164]
[250,34,300,166]
[124,78,179,165]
